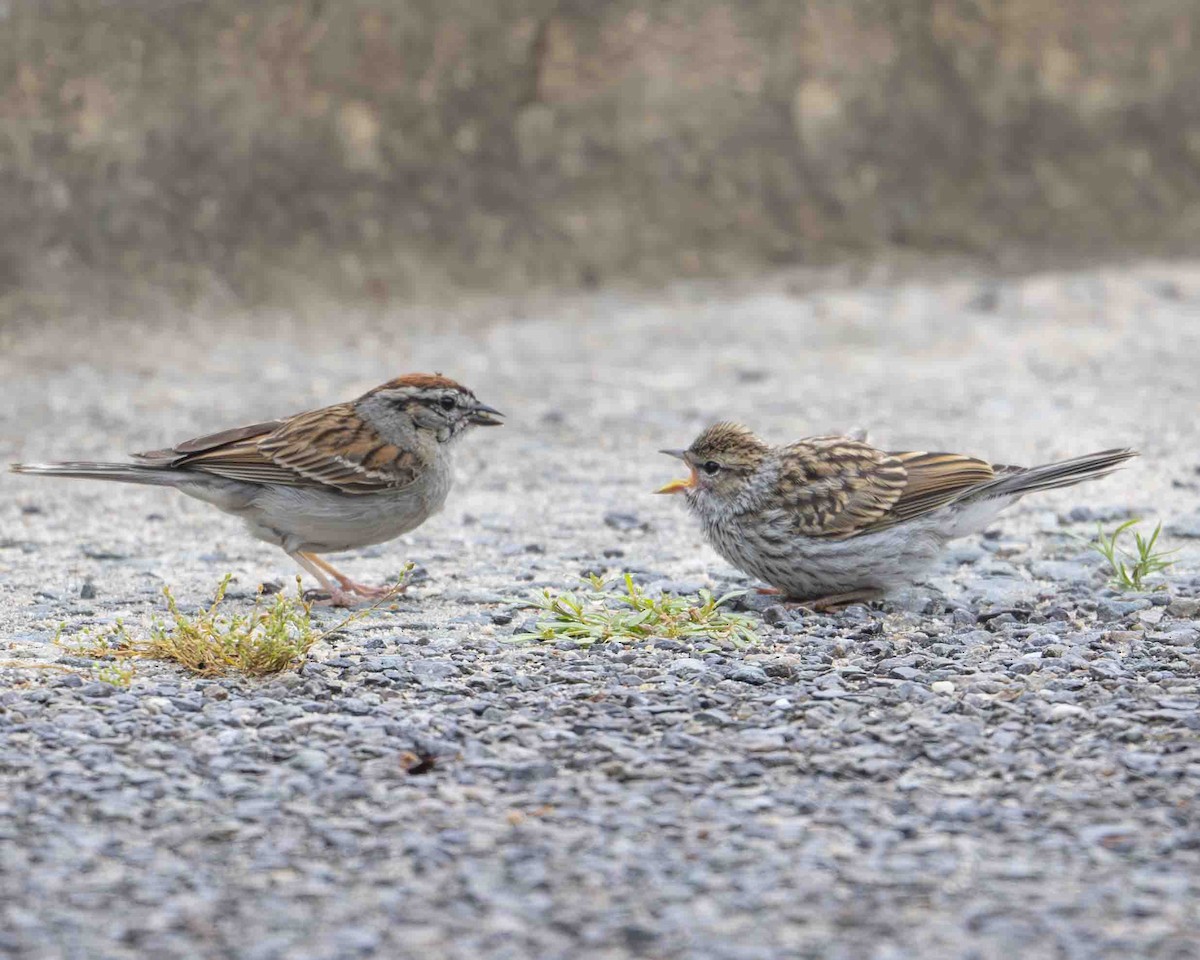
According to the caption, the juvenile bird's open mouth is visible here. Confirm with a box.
[655,449,697,494]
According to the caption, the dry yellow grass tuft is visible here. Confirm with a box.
[59,569,409,678]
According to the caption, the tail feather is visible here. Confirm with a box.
[10,461,183,487]
[976,448,1137,501]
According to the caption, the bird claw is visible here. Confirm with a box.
[305,582,406,607]
[792,590,882,613]
[343,581,405,600]
[303,589,357,608]
[756,585,877,612]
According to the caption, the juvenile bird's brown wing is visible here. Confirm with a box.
[132,404,423,494]
[779,438,995,538]
[778,437,909,537]
[879,450,997,526]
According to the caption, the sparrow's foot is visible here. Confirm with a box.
[342,580,405,599]
[756,586,783,595]
[788,589,883,613]
[305,582,405,607]
[293,552,407,602]
[312,588,361,608]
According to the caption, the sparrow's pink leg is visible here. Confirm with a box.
[755,584,875,613]
[305,553,404,600]
[788,589,882,613]
[288,552,361,607]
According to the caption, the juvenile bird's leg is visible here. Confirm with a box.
[757,584,877,612]
[305,553,403,599]
[789,589,882,613]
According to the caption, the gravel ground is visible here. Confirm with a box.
[2,260,1199,960]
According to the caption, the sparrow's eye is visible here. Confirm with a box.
[702,460,721,476]
[439,396,456,411]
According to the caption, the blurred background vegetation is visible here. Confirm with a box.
[2,0,1199,319]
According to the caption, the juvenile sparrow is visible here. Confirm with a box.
[657,422,1136,610]
[12,374,503,605]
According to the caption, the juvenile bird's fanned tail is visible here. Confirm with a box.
[976,448,1138,500]
[10,461,183,487]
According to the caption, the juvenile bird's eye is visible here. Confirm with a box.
[439,396,456,411]
[702,461,721,476]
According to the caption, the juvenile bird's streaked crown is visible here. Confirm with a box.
[656,421,769,498]
[686,422,769,470]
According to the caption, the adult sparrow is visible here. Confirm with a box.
[657,422,1136,610]
[12,374,503,605]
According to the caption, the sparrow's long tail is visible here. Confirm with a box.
[978,448,1138,500]
[10,461,183,487]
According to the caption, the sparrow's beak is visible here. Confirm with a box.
[655,449,697,494]
[469,402,505,427]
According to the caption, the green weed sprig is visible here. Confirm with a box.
[1089,520,1176,591]
[514,572,758,648]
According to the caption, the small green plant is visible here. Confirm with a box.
[94,662,136,687]
[1090,519,1176,591]
[513,572,759,648]
[59,568,408,677]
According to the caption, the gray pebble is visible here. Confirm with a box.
[728,665,770,686]
[603,512,650,533]
[1029,560,1093,583]
[290,749,328,773]
[1151,629,1199,647]
[1166,512,1200,538]
[1096,598,1151,621]
[737,728,787,752]
[363,655,409,672]
[1088,659,1124,680]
